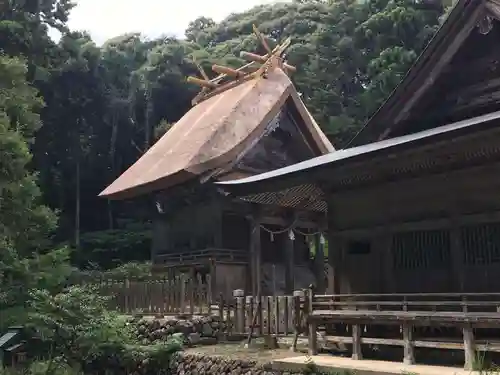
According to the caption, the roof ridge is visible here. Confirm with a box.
[187,25,296,106]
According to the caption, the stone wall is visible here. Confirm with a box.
[133,315,225,345]
[170,353,304,375]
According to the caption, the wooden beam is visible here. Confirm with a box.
[486,0,500,20]
[252,24,272,54]
[258,215,321,229]
[240,50,297,72]
[211,64,242,78]
[250,216,261,296]
[331,209,500,238]
[187,76,217,88]
[193,57,210,80]
[443,77,500,104]
[285,224,295,294]
[314,233,325,293]
[193,72,256,105]
[240,51,267,63]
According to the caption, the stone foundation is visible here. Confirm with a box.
[170,353,304,375]
[132,315,226,345]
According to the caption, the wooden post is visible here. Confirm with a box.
[314,233,325,293]
[285,227,295,294]
[291,289,304,352]
[247,295,254,333]
[308,321,318,355]
[274,296,280,335]
[209,258,216,302]
[189,267,195,315]
[402,323,415,365]
[327,233,342,294]
[234,289,245,333]
[124,278,130,313]
[352,324,363,360]
[180,273,186,313]
[308,285,318,355]
[463,325,476,370]
[250,217,261,296]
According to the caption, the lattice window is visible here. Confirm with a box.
[461,223,500,265]
[392,230,451,270]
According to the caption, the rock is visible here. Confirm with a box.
[188,332,201,345]
[202,322,214,336]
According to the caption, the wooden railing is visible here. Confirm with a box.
[155,248,247,266]
[307,290,500,370]
[87,275,212,314]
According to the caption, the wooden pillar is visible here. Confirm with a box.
[402,323,415,365]
[381,233,395,293]
[326,196,342,294]
[209,258,217,302]
[314,232,326,293]
[327,233,342,294]
[151,217,168,263]
[250,217,261,296]
[214,205,223,249]
[352,324,362,360]
[284,227,295,294]
[463,325,476,370]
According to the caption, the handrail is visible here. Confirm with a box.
[306,289,500,368]
[314,292,500,298]
[155,247,247,264]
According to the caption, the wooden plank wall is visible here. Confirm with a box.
[329,162,500,294]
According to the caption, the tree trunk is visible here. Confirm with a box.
[144,87,153,150]
[108,109,118,229]
[75,158,80,248]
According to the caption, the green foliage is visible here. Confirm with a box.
[74,261,153,280]
[0,55,57,255]
[74,222,152,269]
[0,247,74,329]
[27,285,136,362]
[0,341,183,375]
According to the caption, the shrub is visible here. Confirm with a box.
[27,284,137,364]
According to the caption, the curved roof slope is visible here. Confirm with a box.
[100,67,333,200]
[348,0,491,146]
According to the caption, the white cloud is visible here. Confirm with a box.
[66,0,286,45]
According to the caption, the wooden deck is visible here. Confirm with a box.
[271,355,483,375]
[306,291,500,369]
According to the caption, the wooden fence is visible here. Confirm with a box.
[80,276,500,368]
[82,276,304,336]
[86,275,212,314]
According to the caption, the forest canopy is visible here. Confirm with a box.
[0,0,451,268]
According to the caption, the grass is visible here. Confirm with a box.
[473,350,500,374]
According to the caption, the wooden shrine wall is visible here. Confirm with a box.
[328,160,500,294]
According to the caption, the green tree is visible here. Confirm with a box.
[0,55,57,254]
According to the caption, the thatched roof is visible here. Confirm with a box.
[100,66,333,200]
[100,32,333,200]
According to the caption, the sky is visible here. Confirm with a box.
[66,0,285,45]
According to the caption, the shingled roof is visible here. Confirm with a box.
[100,33,334,200]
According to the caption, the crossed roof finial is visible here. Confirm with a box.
[187,25,296,106]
